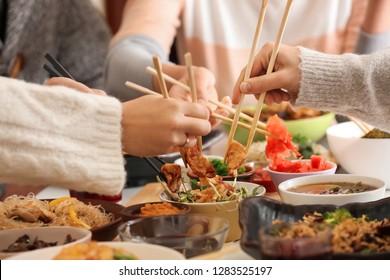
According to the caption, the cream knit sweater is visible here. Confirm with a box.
[296,47,390,132]
[0,77,125,196]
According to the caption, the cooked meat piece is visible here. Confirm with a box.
[186,146,216,178]
[161,163,182,193]
[226,140,246,176]
[7,200,55,223]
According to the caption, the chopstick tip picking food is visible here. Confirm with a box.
[244,0,294,154]
[184,52,202,151]
[223,0,268,173]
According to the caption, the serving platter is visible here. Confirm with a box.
[6,241,185,260]
[239,196,390,260]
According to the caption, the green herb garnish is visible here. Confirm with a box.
[210,159,246,176]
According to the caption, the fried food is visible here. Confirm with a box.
[225,140,246,176]
[0,194,113,230]
[185,146,216,178]
[160,163,182,192]
[53,241,137,260]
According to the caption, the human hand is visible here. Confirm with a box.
[232,43,301,105]
[45,77,106,96]
[121,95,211,156]
[162,64,226,128]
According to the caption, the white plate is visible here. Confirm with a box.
[6,241,185,260]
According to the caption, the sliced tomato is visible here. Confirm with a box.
[265,115,332,173]
[310,155,324,169]
[265,115,300,163]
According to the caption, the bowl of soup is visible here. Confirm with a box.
[278,174,386,205]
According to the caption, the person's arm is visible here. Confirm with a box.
[105,0,182,101]
[355,0,390,54]
[0,77,125,196]
[233,43,390,132]
[297,46,390,131]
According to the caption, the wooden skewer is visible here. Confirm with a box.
[224,0,269,162]
[245,0,294,154]
[184,52,202,151]
[146,66,267,129]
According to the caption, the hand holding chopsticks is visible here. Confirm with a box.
[223,0,269,162]
[244,0,294,154]
[125,72,280,140]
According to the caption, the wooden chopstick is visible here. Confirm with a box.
[212,112,280,139]
[152,56,169,98]
[348,116,372,134]
[146,66,267,129]
[125,81,160,96]
[245,0,294,154]
[152,55,189,167]
[184,52,202,151]
[224,0,269,162]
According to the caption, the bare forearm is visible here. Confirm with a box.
[362,0,390,34]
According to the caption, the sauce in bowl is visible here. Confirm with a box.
[288,181,377,195]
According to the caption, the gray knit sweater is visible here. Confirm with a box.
[0,77,125,196]
[0,0,111,88]
[296,47,390,132]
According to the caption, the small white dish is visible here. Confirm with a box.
[0,226,91,259]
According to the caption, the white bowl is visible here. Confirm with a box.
[6,241,185,260]
[0,226,91,259]
[278,174,386,206]
[266,159,337,188]
[159,181,265,242]
[326,121,390,189]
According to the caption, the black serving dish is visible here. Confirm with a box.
[239,196,390,260]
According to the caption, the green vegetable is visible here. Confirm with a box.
[322,208,352,227]
[177,190,197,203]
[114,252,137,260]
[210,159,246,176]
[360,248,377,255]
[292,134,316,159]
[190,179,199,190]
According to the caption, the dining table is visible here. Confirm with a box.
[3,134,390,260]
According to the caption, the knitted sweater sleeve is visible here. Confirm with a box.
[295,47,390,132]
[0,77,125,196]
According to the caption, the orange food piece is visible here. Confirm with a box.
[140,202,184,216]
[265,115,331,173]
